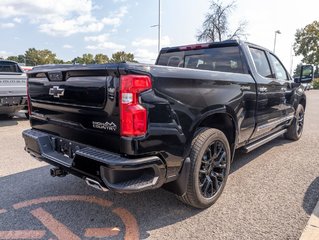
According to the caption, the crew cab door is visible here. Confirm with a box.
[267,52,295,123]
[248,47,288,139]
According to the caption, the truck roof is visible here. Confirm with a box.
[160,39,272,54]
[0,60,19,64]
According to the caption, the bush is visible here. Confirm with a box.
[313,78,319,89]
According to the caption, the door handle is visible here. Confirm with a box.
[258,87,268,93]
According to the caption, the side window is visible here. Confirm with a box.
[0,62,21,73]
[157,46,245,74]
[249,47,273,78]
[157,52,184,68]
[184,46,245,73]
[269,54,288,80]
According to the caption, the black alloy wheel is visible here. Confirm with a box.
[285,104,305,141]
[177,128,231,209]
[199,140,227,198]
[296,110,304,136]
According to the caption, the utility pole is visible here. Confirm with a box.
[290,43,294,75]
[151,0,161,53]
[273,30,281,53]
[158,0,161,53]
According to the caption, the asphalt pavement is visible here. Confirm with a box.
[0,91,319,240]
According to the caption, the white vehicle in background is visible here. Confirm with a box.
[0,60,28,117]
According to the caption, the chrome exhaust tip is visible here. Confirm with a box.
[85,178,108,192]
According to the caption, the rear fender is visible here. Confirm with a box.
[183,106,238,161]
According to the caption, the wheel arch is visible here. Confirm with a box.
[184,106,238,161]
[299,96,306,111]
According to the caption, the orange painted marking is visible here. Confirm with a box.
[13,195,112,209]
[31,208,80,240]
[0,230,45,239]
[84,227,120,237]
[0,209,7,214]
[8,195,140,239]
[113,208,139,240]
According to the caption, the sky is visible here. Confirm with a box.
[0,0,318,74]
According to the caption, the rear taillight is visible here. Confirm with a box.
[120,75,152,137]
[26,78,31,115]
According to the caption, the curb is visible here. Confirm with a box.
[300,199,319,240]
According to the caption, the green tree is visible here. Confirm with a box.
[7,55,26,63]
[110,51,137,63]
[72,54,95,64]
[197,0,247,42]
[294,21,319,66]
[293,63,302,78]
[94,53,109,64]
[53,59,65,64]
[6,56,19,62]
[71,56,84,64]
[25,48,58,66]
[82,53,94,64]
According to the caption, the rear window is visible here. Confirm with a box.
[157,46,245,74]
[0,62,22,73]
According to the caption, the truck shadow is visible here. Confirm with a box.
[0,136,296,239]
[0,113,27,127]
[303,177,319,216]
[231,136,291,174]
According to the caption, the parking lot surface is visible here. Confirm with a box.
[1,91,319,240]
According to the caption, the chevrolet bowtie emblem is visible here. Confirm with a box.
[49,86,65,98]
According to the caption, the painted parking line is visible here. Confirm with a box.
[0,209,6,214]
[84,227,120,238]
[0,195,140,240]
[13,195,113,209]
[0,230,46,239]
[300,200,319,240]
[113,208,140,240]
[31,207,81,240]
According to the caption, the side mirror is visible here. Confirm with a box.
[298,65,314,83]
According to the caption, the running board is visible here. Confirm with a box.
[242,129,287,153]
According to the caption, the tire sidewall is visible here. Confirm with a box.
[295,104,305,139]
[191,130,231,207]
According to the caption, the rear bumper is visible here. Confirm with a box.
[22,129,167,193]
[0,96,27,114]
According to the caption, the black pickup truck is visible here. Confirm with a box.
[23,40,313,208]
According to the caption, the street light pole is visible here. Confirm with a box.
[150,0,161,53]
[157,0,161,53]
[273,30,281,53]
[290,43,294,75]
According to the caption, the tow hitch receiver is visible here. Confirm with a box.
[50,168,68,177]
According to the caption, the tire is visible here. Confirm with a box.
[25,113,29,119]
[177,128,231,209]
[284,104,305,141]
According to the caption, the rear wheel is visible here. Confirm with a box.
[177,128,231,209]
[285,104,305,141]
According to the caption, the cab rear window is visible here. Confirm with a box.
[0,62,22,73]
[157,46,245,74]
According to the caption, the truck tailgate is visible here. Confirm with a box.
[27,64,121,153]
[0,73,26,96]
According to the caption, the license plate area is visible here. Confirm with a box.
[0,96,23,106]
[51,137,84,159]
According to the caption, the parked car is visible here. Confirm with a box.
[0,60,28,117]
[22,40,313,208]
